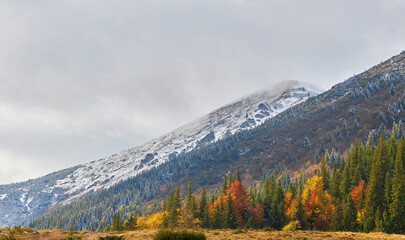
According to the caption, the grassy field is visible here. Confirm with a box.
[3,229,405,240]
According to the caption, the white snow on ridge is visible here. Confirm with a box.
[0,194,7,201]
[49,81,321,204]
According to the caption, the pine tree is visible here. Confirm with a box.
[351,139,365,188]
[384,171,392,210]
[174,185,181,210]
[330,201,343,231]
[185,181,196,216]
[228,174,234,188]
[225,192,237,229]
[212,198,225,229]
[199,187,210,228]
[222,175,228,195]
[236,167,241,183]
[296,191,307,230]
[364,135,389,232]
[389,137,405,233]
[343,196,357,231]
[321,154,330,191]
[331,162,341,201]
[111,213,123,231]
[340,158,351,201]
[387,134,398,172]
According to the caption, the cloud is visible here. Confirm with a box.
[0,0,404,184]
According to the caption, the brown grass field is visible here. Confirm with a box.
[3,229,404,240]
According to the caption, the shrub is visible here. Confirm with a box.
[153,229,206,240]
[282,220,300,231]
[99,236,125,240]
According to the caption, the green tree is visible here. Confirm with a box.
[351,139,366,188]
[212,197,225,229]
[340,158,351,201]
[199,187,210,228]
[343,196,357,231]
[321,154,330,191]
[222,175,228,194]
[236,167,241,183]
[364,135,389,232]
[389,137,405,233]
[111,213,123,231]
[331,162,341,201]
[225,192,237,229]
[185,181,197,217]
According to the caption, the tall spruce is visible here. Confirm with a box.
[331,162,341,201]
[199,187,209,227]
[321,154,330,191]
[228,174,234,188]
[351,139,365,188]
[364,135,389,232]
[340,158,351,201]
[185,181,196,216]
[389,137,405,233]
[225,191,237,229]
[222,175,228,194]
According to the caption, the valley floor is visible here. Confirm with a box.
[11,229,405,240]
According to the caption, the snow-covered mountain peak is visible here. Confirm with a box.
[51,81,321,199]
[0,81,322,227]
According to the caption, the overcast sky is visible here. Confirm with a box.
[0,0,404,184]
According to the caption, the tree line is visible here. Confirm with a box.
[103,130,405,234]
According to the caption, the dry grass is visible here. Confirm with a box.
[6,229,404,240]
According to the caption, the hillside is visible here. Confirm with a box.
[28,51,405,230]
[0,81,319,227]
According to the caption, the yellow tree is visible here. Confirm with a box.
[301,175,335,230]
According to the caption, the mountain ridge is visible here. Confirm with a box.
[0,80,320,227]
[27,51,405,230]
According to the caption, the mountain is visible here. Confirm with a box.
[28,51,405,230]
[0,81,320,227]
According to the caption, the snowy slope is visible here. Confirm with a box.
[49,81,320,200]
[0,81,321,227]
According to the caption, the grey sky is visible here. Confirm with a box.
[0,0,404,184]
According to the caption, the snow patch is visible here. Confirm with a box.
[0,194,7,201]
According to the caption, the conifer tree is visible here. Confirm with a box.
[225,192,237,229]
[222,175,228,195]
[340,158,351,201]
[389,137,405,233]
[331,162,341,201]
[387,134,398,172]
[174,185,181,210]
[364,135,389,232]
[185,181,196,216]
[296,191,307,230]
[273,179,286,229]
[228,174,234,188]
[199,187,210,227]
[111,213,123,231]
[384,171,392,210]
[236,167,241,183]
[343,196,356,231]
[213,198,225,229]
[321,154,330,191]
[351,139,365,188]
[330,202,343,231]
